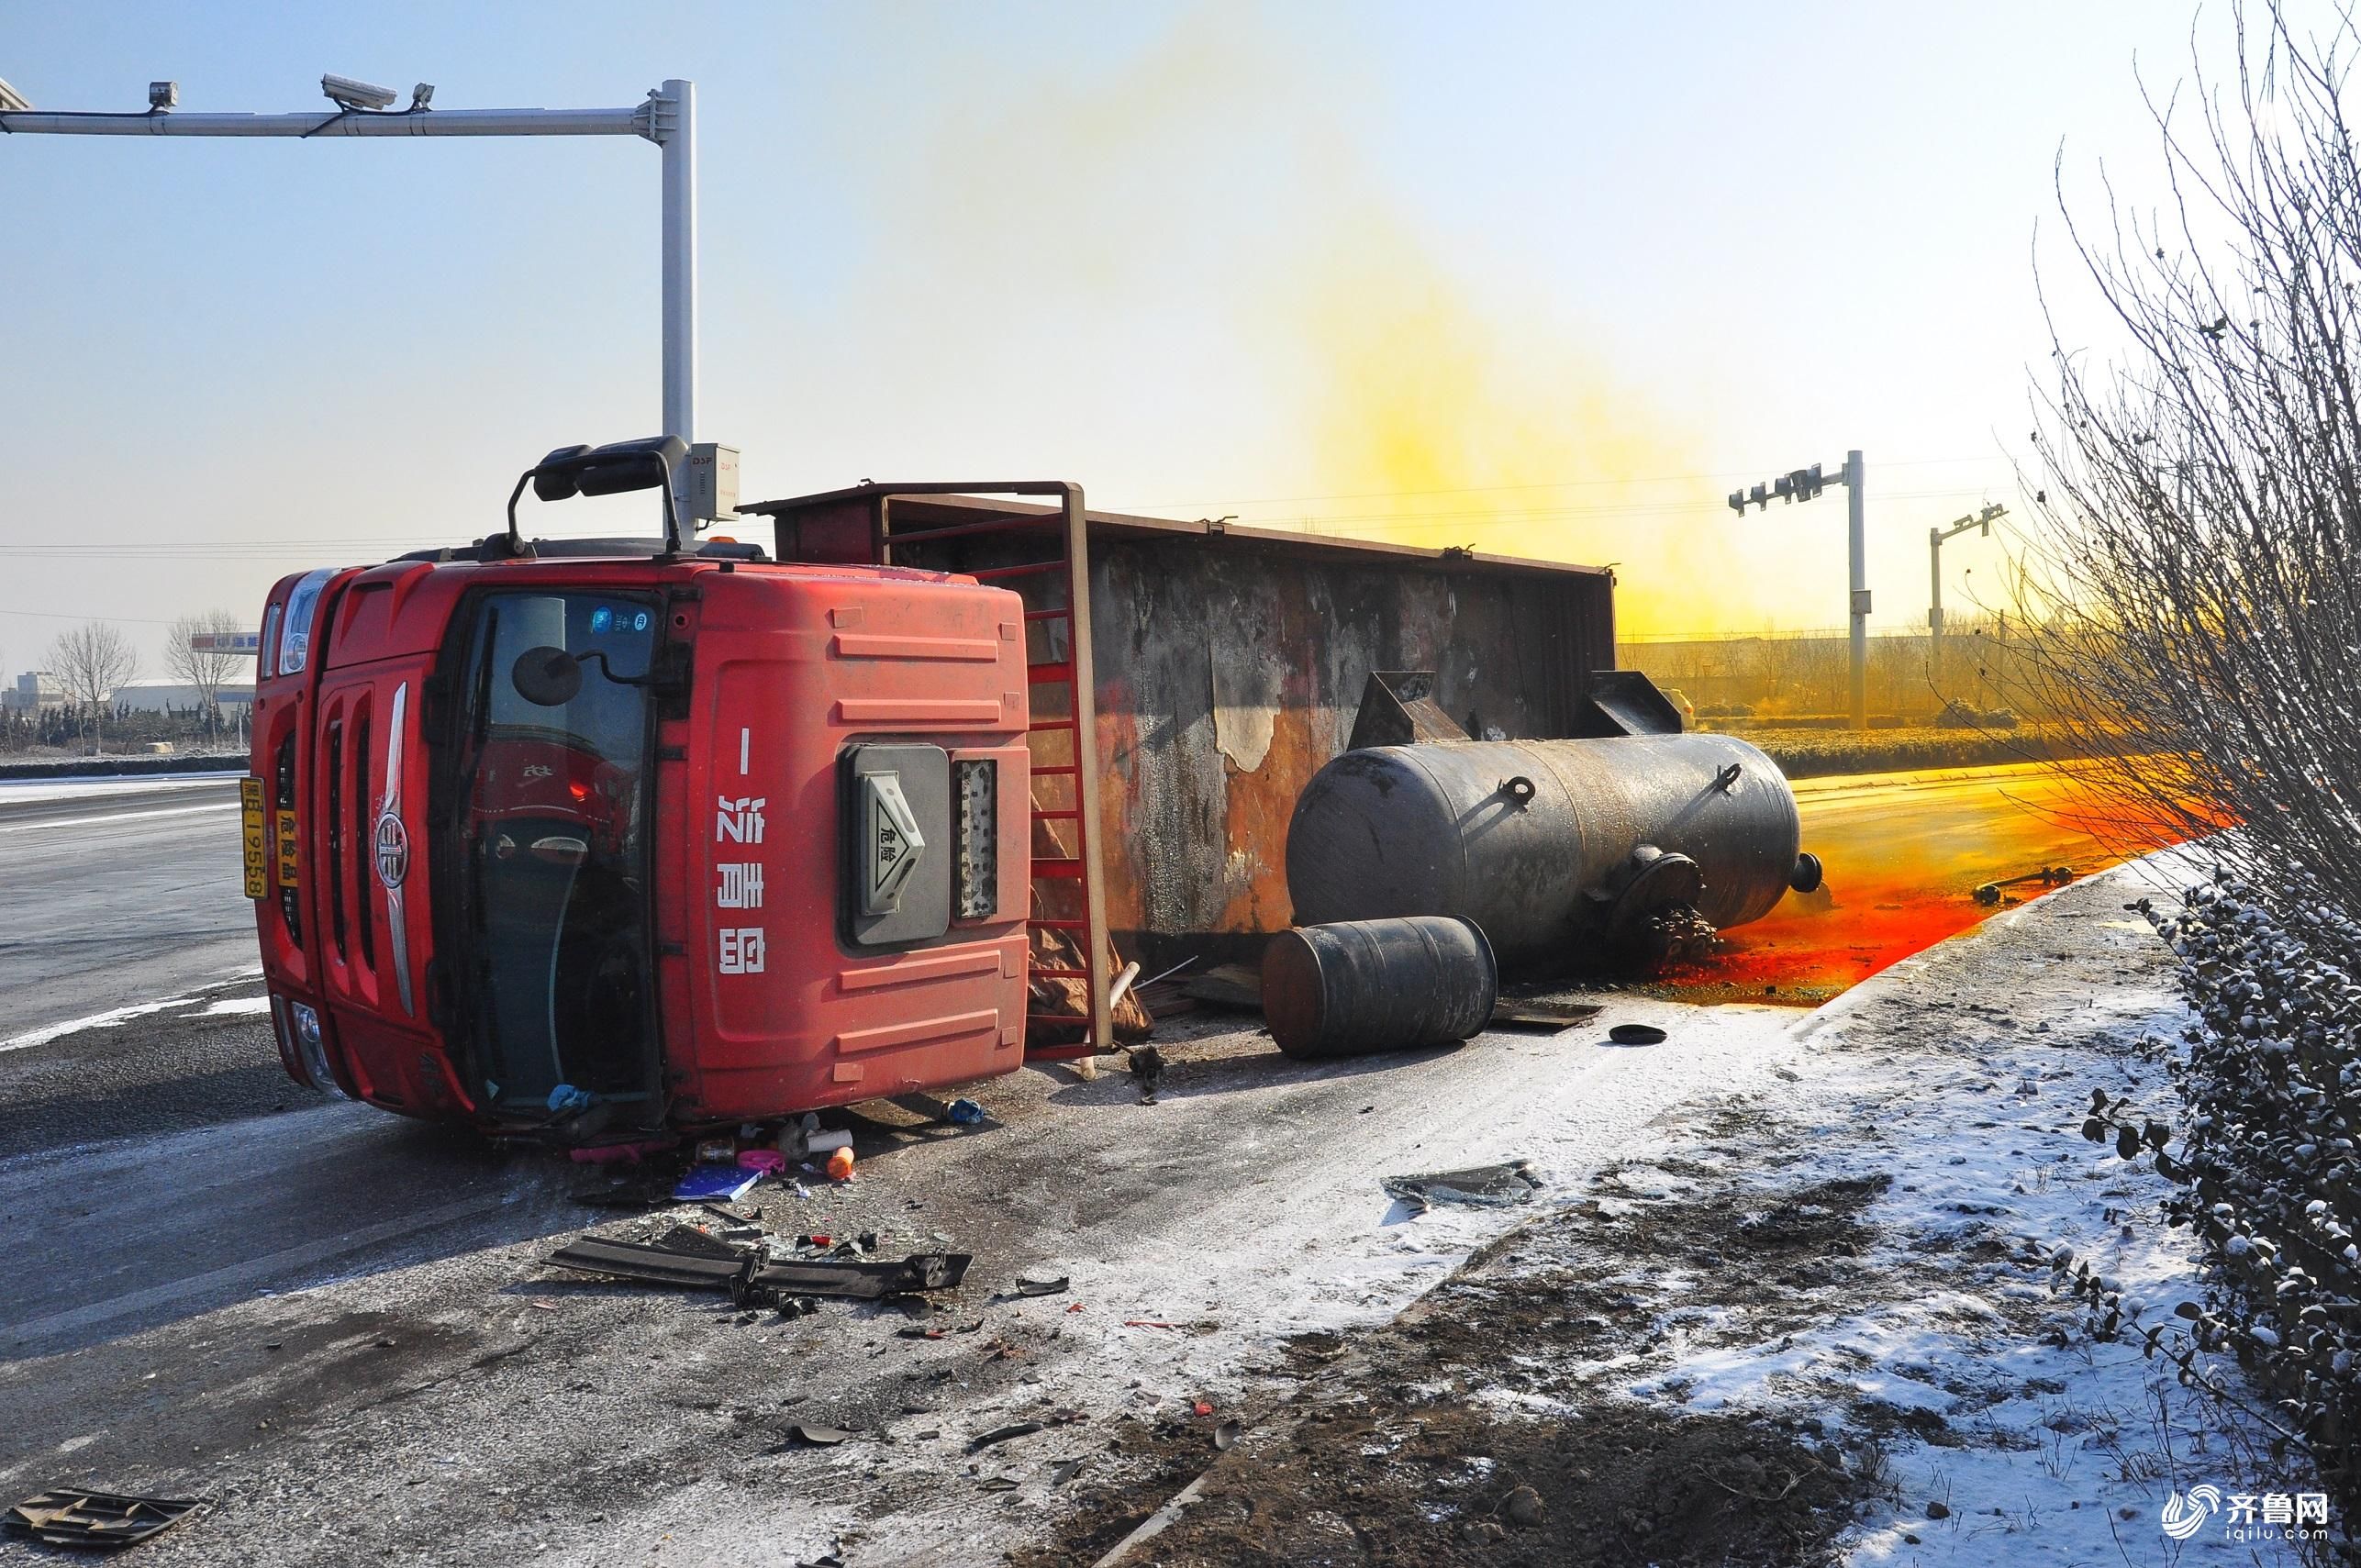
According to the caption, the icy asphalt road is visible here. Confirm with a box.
[0,773,251,1040]
[0,766,2185,1565]
[0,774,271,1157]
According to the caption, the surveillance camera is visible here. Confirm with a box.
[409,82,434,109]
[148,80,177,111]
[321,73,397,111]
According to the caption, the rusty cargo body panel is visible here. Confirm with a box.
[742,489,1618,966]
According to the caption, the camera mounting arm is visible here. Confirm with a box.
[506,436,690,557]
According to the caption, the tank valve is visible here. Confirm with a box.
[1789,852,1824,895]
[1713,762,1743,794]
[1498,775,1536,808]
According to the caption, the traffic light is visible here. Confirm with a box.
[1732,463,1829,515]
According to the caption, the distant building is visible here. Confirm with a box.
[108,680,257,714]
[1,672,63,714]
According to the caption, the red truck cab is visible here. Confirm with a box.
[247,440,1032,1141]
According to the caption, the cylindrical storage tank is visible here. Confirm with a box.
[1263,917,1498,1060]
[1286,735,1803,969]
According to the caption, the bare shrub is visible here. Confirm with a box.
[2018,3,2361,1529]
[2007,3,2361,887]
[46,621,139,757]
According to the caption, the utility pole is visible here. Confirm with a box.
[0,72,700,515]
[1928,503,2004,697]
[1728,450,1871,728]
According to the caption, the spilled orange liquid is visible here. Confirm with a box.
[1664,762,2195,1002]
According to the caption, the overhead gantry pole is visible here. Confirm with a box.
[1,73,699,509]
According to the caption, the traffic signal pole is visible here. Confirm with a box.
[1729,450,1870,729]
[1927,502,2005,695]
[1845,450,1866,729]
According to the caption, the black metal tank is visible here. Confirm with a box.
[1263,917,1498,1060]
[1285,735,1814,970]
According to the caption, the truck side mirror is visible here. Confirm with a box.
[511,646,584,707]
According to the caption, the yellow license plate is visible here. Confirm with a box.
[240,778,267,900]
[275,807,300,890]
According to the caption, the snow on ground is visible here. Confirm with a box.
[1516,862,2318,1565]
[0,770,242,806]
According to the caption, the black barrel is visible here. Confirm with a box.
[1262,917,1498,1060]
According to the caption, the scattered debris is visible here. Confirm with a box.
[736,1149,786,1175]
[1213,1419,1242,1451]
[672,1164,760,1203]
[825,1145,856,1183]
[653,1223,744,1260]
[545,1233,971,1302]
[1489,999,1603,1032]
[1607,1022,1667,1045]
[977,1477,1019,1493]
[1502,1484,1547,1529]
[1179,962,1264,1011]
[6,1489,208,1551]
[1049,1458,1086,1487]
[739,1252,970,1305]
[1381,1160,1542,1213]
[1030,926,1154,1043]
[547,1235,747,1290]
[782,1425,857,1448]
[1974,864,2076,905]
[1128,1044,1165,1103]
[970,1421,1045,1452]
[1108,959,1144,1012]
[946,1097,986,1126]
[1010,1275,1070,1298]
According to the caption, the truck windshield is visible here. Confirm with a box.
[444,591,660,1118]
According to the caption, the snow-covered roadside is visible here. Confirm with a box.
[1579,862,2311,1565]
[1052,860,2315,1567]
[0,771,242,806]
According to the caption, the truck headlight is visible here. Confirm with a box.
[287,999,346,1099]
[276,568,334,676]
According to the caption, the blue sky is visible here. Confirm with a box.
[0,2,2243,665]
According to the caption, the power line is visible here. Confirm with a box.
[1119,456,2013,512]
[0,606,183,625]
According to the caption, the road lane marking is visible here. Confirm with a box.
[0,802,241,834]
[0,996,199,1054]
[6,1190,512,1347]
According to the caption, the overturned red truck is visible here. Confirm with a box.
[250,436,1812,1141]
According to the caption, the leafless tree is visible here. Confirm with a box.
[46,621,139,756]
[2003,12,2361,1497]
[2004,2,2361,899]
[166,609,249,736]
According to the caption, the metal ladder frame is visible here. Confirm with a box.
[863,484,1112,1060]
